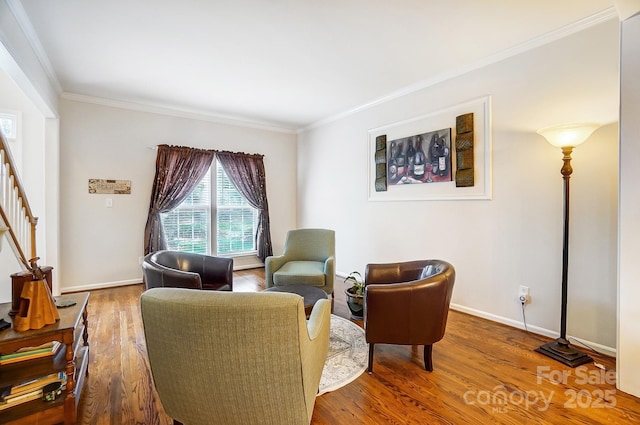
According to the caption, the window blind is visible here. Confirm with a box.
[161,160,258,256]
[216,161,258,255]
[160,168,211,254]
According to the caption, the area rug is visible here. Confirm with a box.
[318,314,368,395]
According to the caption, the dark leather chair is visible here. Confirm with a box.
[364,260,455,373]
[142,250,233,291]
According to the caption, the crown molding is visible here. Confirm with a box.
[60,92,298,135]
[7,0,63,94]
[6,0,295,132]
[301,7,619,133]
[614,0,640,20]
[7,1,618,134]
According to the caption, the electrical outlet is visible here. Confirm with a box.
[518,286,530,304]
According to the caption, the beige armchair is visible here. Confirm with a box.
[265,228,335,295]
[140,287,331,425]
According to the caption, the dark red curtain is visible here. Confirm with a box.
[217,151,273,262]
[143,145,215,255]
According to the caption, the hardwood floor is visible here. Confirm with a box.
[76,269,639,424]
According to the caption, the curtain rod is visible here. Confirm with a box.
[148,144,264,158]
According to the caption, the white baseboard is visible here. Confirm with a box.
[450,303,616,357]
[61,278,142,294]
[451,303,555,336]
[59,264,264,294]
[234,263,264,271]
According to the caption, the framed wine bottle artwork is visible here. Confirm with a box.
[386,128,452,186]
[367,96,492,201]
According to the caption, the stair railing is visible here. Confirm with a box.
[0,131,37,269]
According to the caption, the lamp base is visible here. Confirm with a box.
[535,338,592,368]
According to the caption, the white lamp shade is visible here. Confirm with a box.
[537,122,601,148]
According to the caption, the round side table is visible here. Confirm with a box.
[264,285,328,317]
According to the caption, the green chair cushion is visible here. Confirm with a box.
[273,261,326,287]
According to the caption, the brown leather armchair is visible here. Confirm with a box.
[364,260,455,373]
[142,250,233,291]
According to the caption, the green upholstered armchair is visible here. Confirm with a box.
[265,228,335,295]
[141,288,331,425]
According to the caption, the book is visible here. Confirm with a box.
[0,372,67,408]
[1,341,57,356]
[1,346,53,360]
[0,341,61,365]
[0,389,43,410]
[9,371,66,397]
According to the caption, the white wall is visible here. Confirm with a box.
[58,98,297,291]
[617,11,640,397]
[0,0,61,300]
[0,69,47,303]
[298,20,620,351]
[0,236,21,304]
[0,0,59,117]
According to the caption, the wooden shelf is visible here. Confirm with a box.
[0,292,90,425]
[0,345,66,387]
[0,394,66,424]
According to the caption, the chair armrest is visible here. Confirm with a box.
[365,260,431,285]
[301,298,331,409]
[364,281,416,344]
[265,255,287,287]
[323,256,335,293]
[200,256,233,290]
[365,277,452,345]
[365,263,402,285]
[143,261,203,290]
[306,299,331,340]
[365,281,414,319]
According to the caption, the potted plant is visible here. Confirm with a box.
[344,271,365,320]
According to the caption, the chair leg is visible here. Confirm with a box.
[368,343,374,373]
[424,344,433,372]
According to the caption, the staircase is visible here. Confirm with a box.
[0,131,38,270]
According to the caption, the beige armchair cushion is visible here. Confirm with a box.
[141,288,331,425]
[272,260,326,286]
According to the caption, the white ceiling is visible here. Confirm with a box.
[18,0,615,131]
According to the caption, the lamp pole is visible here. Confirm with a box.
[535,123,599,368]
[559,145,572,342]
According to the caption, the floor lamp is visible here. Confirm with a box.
[535,122,600,368]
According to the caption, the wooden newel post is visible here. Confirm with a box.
[10,259,59,331]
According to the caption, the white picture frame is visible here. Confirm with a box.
[368,96,492,201]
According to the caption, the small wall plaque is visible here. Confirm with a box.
[89,179,131,194]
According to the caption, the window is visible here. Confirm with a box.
[0,113,17,140]
[160,172,211,254]
[215,164,258,255]
[161,159,258,256]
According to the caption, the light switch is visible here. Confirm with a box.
[106,198,113,208]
